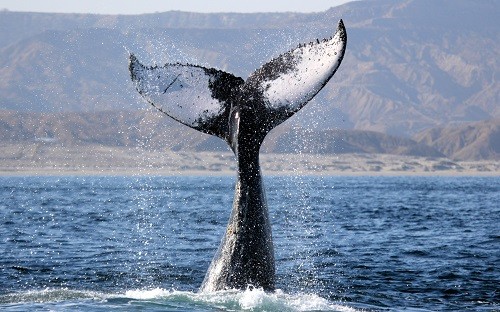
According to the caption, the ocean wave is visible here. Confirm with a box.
[0,288,106,304]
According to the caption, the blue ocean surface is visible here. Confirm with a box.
[0,175,498,311]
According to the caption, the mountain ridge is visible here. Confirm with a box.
[0,0,498,154]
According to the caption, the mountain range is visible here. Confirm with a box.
[0,0,498,161]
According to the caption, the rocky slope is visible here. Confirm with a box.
[415,118,500,160]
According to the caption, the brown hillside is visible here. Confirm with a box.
[414,119,500,160]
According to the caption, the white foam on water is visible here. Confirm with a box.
[123,287,361,312]
[1,287,362,311]
[124,287,176,300]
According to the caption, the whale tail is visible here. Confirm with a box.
[130,20,346,292]
[129,20,347,144]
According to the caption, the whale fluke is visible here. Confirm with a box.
[129,20,347,292]
[129,56,244,139]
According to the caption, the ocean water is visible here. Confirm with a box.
[0,175,498,311]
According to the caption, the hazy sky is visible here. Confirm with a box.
[0,0,351,14]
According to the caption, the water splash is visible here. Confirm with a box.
[124,287,359,312]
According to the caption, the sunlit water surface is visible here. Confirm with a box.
[1,176,498,311]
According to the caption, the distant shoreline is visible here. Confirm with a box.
[2,172,499,178]
[1,145,498,177]
[1,168,498,177]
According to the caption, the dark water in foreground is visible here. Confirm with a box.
[0,175,498,311]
